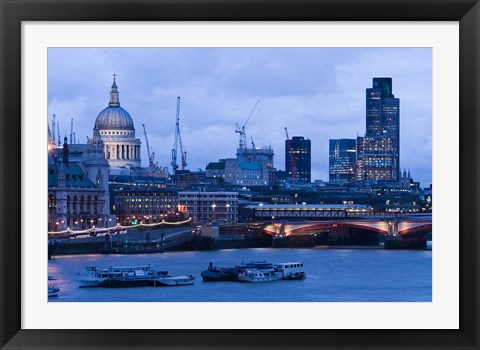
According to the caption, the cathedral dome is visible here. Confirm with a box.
[93,74,135,131]
[95,106,134,130]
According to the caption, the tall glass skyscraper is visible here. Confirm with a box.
[329,139,356,183]
[359,77,400,181]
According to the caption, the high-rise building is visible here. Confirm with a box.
[359,77,400,181]
[285,136,311,183]
[329,139,356,183]
[356,136,396,182]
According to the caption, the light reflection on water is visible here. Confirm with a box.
[48,247,432,302]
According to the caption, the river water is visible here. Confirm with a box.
[48,246,431,302]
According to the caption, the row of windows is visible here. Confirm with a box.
[183,206,237,211]
[118,192,177,197]
[179,194,237,199]
[119,204,174,209]
[121,198,176,202]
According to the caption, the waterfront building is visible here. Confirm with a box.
[89,75,142,169]
[48,138,112,231]
[285,136,311,183]
[178,191,238,224]
[363,77,400,181]
[112,186,179,225]
[329,139,356,183]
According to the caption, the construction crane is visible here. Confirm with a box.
[171,96,187,173]
[284,127,297,182]
[142,124,155,168]
[235,99,260,150]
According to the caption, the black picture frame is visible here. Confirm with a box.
[1,0,478,349]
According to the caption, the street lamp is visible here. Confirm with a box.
[211,204,216,223]
[226,204,231,223]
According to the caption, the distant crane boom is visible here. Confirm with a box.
[284,127,290,140]
[171,96,188,172]
[235,99,260,150]
[142,123,155,168]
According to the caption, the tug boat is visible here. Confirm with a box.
[78,265,166,288]
[201,262,243,282]
[151,274,195,286]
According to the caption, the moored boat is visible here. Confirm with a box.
[201,262,242,282]
[274,261,306,280]
[237,268,278,282]
[78,265,166,288]
[237,260,279,282]
[202,260,306,283]
[151,274,195,286]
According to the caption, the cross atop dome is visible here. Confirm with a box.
[109,73,120,107]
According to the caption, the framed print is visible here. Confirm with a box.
[1,0,479,349]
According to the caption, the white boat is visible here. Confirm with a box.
[237,260,306,282]
[78,265,162,288]
[48,285,60,297]
[237,268,279,282]
[151,274,195,286]
[274,262,306,280]
[78,266,112,287]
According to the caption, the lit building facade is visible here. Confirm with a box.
[285,136,311,183]
[112,186,179,225]
[329,139,356,183]
[363,77,400,181]
[356,136,396,182]
[178,191,238,224]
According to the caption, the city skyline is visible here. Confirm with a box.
[48,48,432,186]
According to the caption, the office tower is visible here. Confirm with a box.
[285,136,311,183]
[360,77,400,181]
[356,136,396,182]
[329,139,356,183]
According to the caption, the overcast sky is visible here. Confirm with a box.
[48,48,432,186]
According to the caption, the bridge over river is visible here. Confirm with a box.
[260,216,432,249]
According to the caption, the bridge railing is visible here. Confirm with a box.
[254,209,430,221]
